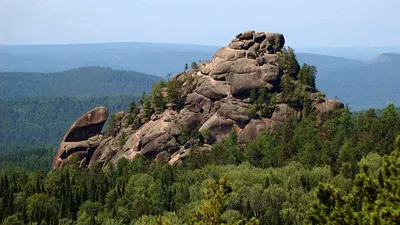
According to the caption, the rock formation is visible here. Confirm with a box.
[52,107,108,169]
[53,31,343,169]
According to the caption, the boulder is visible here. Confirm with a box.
[253,32,266,43]
[261,33,285,53]
[242,40,255,49]
[200,114,235,141]
[217,102,250,124]
[52,107,108,169]
[271,104,297,122]
[238,118,273,143]
[247,48,258,59]
[238,30,255,40]
[194,76,230,100]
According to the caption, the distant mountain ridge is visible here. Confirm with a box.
[296,52,363,70]
[0,66,162,99]
[316,53,400,110]
[1,42,400,110]
[367,53,400,64]
[0,42,219,76]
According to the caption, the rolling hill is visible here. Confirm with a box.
[0,66,162,99]
[0,42,219,76]
[1,42,400,110]
[0,95,139,148]
[315,53,400,110]
[296,53,363,70]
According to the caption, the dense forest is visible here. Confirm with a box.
[0,67,161,99]
[0,95,140,170]
[1,47,399,224]
[0,95,140,146]
[0,103,399,224]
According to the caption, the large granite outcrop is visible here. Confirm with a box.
[53,31,343,169]
[52,107,108,169]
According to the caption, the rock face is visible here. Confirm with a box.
[52,107,108,169]
[53,31,343,169]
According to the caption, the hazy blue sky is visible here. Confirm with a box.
[1,0,398,47]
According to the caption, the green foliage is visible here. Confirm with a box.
[178,127,190,146]
[1,214,24,225]
[278,48,317,113]
[293,117,320,166]
[209,129,242,166]
[128,101,137,114]
[183,73,196,93]
[248,88,277,118]
[0,95,140,149]
[0,147,53,171]
[106,114,122,136]
[79,201,102,225]
[191,176,231,225]
[125,112,141,130]
[191,61,199,70]
[140,92,153,119]
[166,79,184,105]
[26,193,58,224]
[0,67,162,99]
[244,133,279,168]
[247,104,258,118]
[118,132,127,148]
[0,53,400,225]
[0,129,398,225]
[150,81,166,110]
[279,47,300,77]
[280,74,311,109]
[307,137,400,224]
[298,63,317,88]
[199,129,213,144]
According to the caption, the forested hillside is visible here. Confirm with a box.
[0,95,139,149]
[316,53,400,110]
[0,67,161,99]
[1,37,400,225]
[0,104,399,224]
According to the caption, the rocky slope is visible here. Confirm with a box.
[52,31,343,169]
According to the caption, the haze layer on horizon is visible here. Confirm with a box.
[1,0,399,48]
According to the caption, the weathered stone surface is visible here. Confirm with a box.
[178,109,207,130]
[217,102,250,124]
[247,48,258,59]
[215,47,246,61]
[52,107,108,169]
[261,33,285,53]
[194,76,230,100]
[186,93,212,112]
[314,99,344,114]
[271,104,297,122]
[200,114,235,141]
[253,32,266,43]
[238,118,273,143]
[200,63,213,75]
[242,40,255,49]
[229,40,244,50]
[238,30,255,40]
[156,151,171,162]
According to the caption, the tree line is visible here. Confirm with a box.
[0,103,399,224]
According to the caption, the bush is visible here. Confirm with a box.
[119,132,127,148]
[166,79,184,104]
